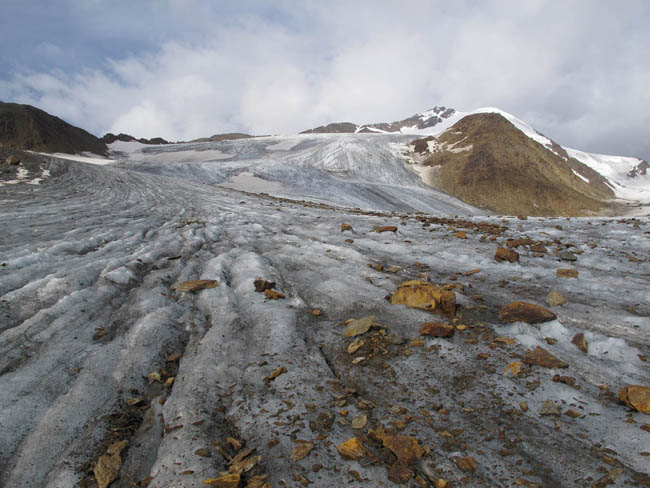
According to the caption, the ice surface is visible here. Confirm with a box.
[0,146,649,487]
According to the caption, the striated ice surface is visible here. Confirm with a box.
[0,149,648,487]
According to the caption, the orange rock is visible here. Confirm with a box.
[336,437,366,460]
[556,268,578,278]
[264,289,285,300]
[499,301,556,324]
[391,281,456,316]
[264,366,287,383]
[254,278,275,292]
[455,231,467,239]
[571,333,588,353]
[618,385,650,413]
[202,473,240,487]
[290,441,314,462]
[371,428,424,465]
[495,247,519,263]
[504,361,522,376]
[419,322,455,338]
[375,225,398,233]
[341,223,353,232]
[523,346,568,369]
[454,456,477,473]
[175,279,219,292]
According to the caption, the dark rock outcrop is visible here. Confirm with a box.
[0,101,107,155]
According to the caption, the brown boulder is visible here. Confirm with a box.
[618,385,650,413]
[455,231,467,239]
[254,278,275,292]
[523,346,568,369]
[174,279,219,292]
[499,301,556,324]
[571,333,588,353]
[341,223,353,232]
[495,247,519,263]
[419,322,455,338]
[5,155,20,165]
[391,280,455,316]
[371,428,424,466]
[375,225,398,233]
[556,268,578,278]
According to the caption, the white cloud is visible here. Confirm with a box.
[1,0,649,159]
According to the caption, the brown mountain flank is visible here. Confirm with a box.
[407,113,615,216]
[0,101,107,155]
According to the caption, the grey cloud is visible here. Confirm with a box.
[1,0,648,160]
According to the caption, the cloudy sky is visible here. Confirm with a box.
[1,0,648,159]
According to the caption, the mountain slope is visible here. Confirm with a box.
[403,112,625,215]
[0,102,107,155]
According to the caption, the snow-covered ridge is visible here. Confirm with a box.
[565,147,650,203]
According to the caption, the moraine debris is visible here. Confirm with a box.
[499,301,556,324]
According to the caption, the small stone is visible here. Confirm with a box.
[539,400,562,416]
[311,309,323,316]
[175,279,219,292]
[592,468,623,488]
[93,441,128,488]
[454,456,477,472]
[385,333,406,345]
[195,448,212,457]
[202,473,240,487]
[571,333,588,353]
[371,428,424,465]
[546,290,567,306]
[499,301,556,324]
[388,465,414,483]
[290,441,314,461]
[545,337,557,345]
[495,247,519,263]
[523,347,569,369]
[520,402,528,412]
[559,251,577,261]
[564,409,582,418]
[347,337,365,354]
[6,155,20,165]
[435,479,447,488]
[351,415,367,429]
[264,289,285,300]
[504,361,522,376]
[344,315,375,337]
[556,268,578,278]
[337,437,366,460]
[254,278,275,292]
[419,322,455,338]
[455,231,467,239]
[618,385,650,413]
[641,424,650,433]
[375,225,398,233]
[264,366,287,383]
[341,223,353,232]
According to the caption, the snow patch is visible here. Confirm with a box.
[571,169,590,183]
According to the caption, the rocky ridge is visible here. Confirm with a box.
[0,101,108,155]
[301,106,456,134]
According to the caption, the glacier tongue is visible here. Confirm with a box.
[0,155,648,487]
